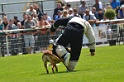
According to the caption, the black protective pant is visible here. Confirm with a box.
[56,24,84,61]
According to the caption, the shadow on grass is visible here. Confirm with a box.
[39,70,82,75]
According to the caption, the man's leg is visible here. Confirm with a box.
[55,45,70,66]
[67,29,83,71]
[30,35,35,54]
[24,35,30,54]
[55,32,71,66]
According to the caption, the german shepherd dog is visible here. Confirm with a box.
[42,50,64,74]
[42,46,71,74]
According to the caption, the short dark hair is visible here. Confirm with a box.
[81,1,86,4]
[14,16,18,20]
[66,3,71,7]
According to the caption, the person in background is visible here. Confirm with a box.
[21,13,27,27]
[24,15,35,54]
[37,16,51,51]
[60,10,69,18]
[21,13,28,54]
[53,2,63,20]
[6,19,19,55]
[120,0,124,6]
[98,9,104,21]
[17,22,27,55]
[83,9,97,27]
[63,3,72,12]
[72,8,81,17]
[43,12,52,23]
[0,19,5,57]
[110,0,120,9]
[104,5,112,12]
[2,16,8,29]
[13,16,20,26]
[91,7,99,19]
[26,5,37,16]
[68,8,73,16]
[117,4,124,18]
[78,1,87,18]
[30,14,39,53]
[93,0,103,12]
[33,4,44,20]
[30,14,39,26]
[54,10,62,21]
[98,15,109,26]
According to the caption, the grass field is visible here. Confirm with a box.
[0,45,124,82]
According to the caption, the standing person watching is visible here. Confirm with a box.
[21,13,28,54]
[6,19,19,55]
[0,19,4,57]
[24,15,35,54]
[2,16,8,29]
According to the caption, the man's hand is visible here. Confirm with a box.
[91,52,95,56]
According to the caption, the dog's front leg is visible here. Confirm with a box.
[52,65,55,73]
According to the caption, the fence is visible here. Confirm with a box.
[0,28,62,57]
[0,23,124,57]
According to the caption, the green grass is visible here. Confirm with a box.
[0,45,124,82]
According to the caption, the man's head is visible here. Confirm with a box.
[9,19,14,24]
[66,3,71,9]
[13,16,18,22]
[62,10,68,17]
[85,9,90,15]
[17,22,22,29]
[3,16,8,22]
[57,2,62,9]
[95,0,99,4]
[68,8,73,15]
[27,15,32,21]
[73,8,78,15]
[29,5,34,11]
[92,7,96,13]
[23,13,27,20]
[81,1,86,6]
[33,4,39,10]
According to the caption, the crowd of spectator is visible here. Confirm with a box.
[0,0,124,56]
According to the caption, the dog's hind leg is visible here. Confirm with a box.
[55,64,58,72]
[44,61,49,74]
[52,64,55,73]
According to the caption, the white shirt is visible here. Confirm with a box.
[26,9,37,15]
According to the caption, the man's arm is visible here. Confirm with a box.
[84,21,96,56]
[50,17,70,32]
